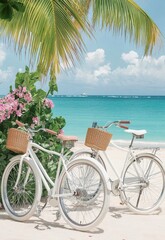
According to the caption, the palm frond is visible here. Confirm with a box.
[0,0,162,79]
[92,0,162,55]
[0,0,91,76]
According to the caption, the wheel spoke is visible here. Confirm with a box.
[1,158,40,220]
[122,156,165,213]
[58,160,109,230]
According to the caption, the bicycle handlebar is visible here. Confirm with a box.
[119,125,129,129]
[119,120,130,124]
[92,120,130,130]
[16,120,57,136]
[16,120,25,127]
[45,129,57,135]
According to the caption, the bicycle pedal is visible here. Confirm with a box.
[111,179,120,196]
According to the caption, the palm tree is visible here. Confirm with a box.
[0,0,162,80]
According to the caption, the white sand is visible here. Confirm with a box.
[1,141,165,240]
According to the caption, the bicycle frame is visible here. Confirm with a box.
[15,139,74,199]
[100,146,146,191]
[71,139,159,193]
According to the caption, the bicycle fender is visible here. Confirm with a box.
[9,154,23,162]
[131,152,162,163]
[9,154,38,169]
[69,148,93,161]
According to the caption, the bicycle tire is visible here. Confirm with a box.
[1,155,42,221]
[121,154,165,214]
[57,157,110,231]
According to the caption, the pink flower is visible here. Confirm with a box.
[32,116,40,125]
[43,99,54,109]
[24,93,32,103]
[16,109,22,117]
[22,87,27,92]
[18,92,23,98]
[0,113,6,123]
[0,86,33,123]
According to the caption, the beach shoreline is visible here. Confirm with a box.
[75,139,165,149]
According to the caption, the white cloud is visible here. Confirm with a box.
[113,53,165,80]
[121,51,139,64]
[58,48,165,95]
[18,68,23,72]
[0,43,6,66]
[0,68,12,82]
[85,48,105,67]
[0,44,13,90]
[94,64,111,77]
[74,49,111,85]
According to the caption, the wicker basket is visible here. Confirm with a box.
[85,128,112,151]
[6,128,29,153]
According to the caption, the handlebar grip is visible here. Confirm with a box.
[45,129,57,135]
[119,125,129,129]
[119,120,130,124]
[92,122,97,128]
[16,120,25,127]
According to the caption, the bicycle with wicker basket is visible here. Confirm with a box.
[1,120,111,231]
[70,120,165,214]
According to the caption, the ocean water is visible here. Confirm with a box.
[51,95,165,144]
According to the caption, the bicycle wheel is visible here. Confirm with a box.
[58,158,110,231]
[69,151,106,202]
[69,150,106,170]
[1,155,42,221]
[121,154,165,214]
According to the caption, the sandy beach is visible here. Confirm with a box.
[0,141,165,240]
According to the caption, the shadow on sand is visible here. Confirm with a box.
[0,209,104,234]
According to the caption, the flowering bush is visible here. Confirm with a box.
[0,86,32,122]
[0,66,65,203]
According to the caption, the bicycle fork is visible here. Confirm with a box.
[14,154,30,189]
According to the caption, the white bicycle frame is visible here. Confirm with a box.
[71,140,159,192]
[102,142,147,190]
[15,139,75,199]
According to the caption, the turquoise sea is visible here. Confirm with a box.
[51,95,165,143]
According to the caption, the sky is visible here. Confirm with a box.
[0,0,165,96]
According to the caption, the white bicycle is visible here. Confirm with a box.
[70,120,165,214]
[1,120,110,231]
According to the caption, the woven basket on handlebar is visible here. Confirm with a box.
[6,128,29,153]
[85,128,112,151]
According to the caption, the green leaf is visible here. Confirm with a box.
[11,2,25,12]
[9,85,12,93]
[48,75,58,96]
[0,3,13,20]
[0,1,8,3]
[34,89,47,100]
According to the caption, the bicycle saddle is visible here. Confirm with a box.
[57,134,78,142]
[125,129,147,137]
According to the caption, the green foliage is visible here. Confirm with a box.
[0,66,66,202]
[0,0,25,21]
[48,76,58,96]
